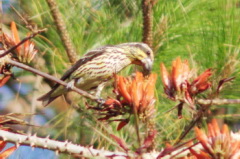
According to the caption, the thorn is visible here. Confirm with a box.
[64,140,69,146]
[45,135,50,139]
[44,138,49,148]
[31,146,35,151]
[30,142,35,147]
[26,136,30,141]
[64,140,69,151]
[55,150,59,155]
[2,136,6,141]
[15,142,20,148]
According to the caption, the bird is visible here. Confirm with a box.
[38,42,154,106]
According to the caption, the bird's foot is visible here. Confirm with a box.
[96,98,106,108]
[66,81,75,90]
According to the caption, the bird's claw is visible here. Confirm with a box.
[96,98,106,108]
[66,81,75,90]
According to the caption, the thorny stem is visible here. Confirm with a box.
[7,59,102,104]
[46,0,77,64]
[0,129,204,158]
[0,29,47,58]
[0,129,130,158]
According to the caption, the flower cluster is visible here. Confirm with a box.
[0,33,13,87]
[0,21,38,87]
[115,72,157,119]
[158,119,240,159]
[88,72,157,130]
[160,57,212,107]
[7,21,38,63]
[190,119,240,159]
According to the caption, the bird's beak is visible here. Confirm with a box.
[141,58,153,76]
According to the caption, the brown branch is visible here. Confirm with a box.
[7,59,102,104]
[142,0,155,48]
[0,29,47,58]
[174,111,203,145]
[197,98,240,105]
[46,0,77,64]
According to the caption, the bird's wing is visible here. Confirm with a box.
[82,45,112,59]
[61,46,113,81]
[52,45,113,90]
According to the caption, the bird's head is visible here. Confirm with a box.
[118,42,154,76]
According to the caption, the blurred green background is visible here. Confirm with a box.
[1,0,240,158]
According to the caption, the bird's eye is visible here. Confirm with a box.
[146,51,151,56]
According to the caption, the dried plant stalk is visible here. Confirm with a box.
[46,0,77,64]
[142,0,154,48]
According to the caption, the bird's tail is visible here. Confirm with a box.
[38,84,68,106]
[37,87,62,107]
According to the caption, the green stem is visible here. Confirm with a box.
[133,106,141,149]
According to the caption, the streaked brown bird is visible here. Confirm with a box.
[38,42,154,106]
